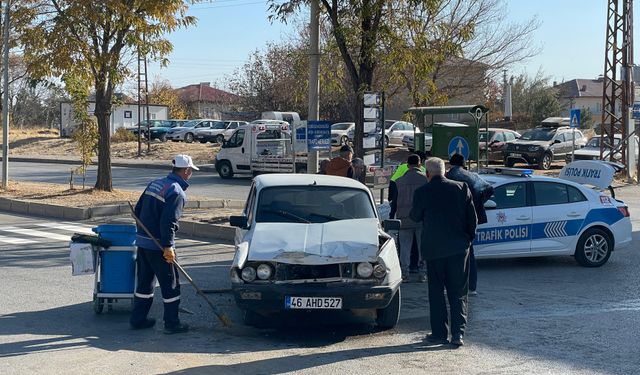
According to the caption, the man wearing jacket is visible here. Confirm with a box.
[445,154,494,295]
[394,154,428,282]
[325,145,354,177]
[129,154,198,334]
[410,157,477,347]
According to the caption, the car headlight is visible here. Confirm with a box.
[356,262,373,278]
[528,146,540,152]
[373,264,386,278]
[256,264,272,280]
[241,267,256,282]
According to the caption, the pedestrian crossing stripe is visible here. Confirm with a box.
[1,226,74,242]
[0,234,37,244]
[34,222,94,234]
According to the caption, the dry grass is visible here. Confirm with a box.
[0,181,140,207]
[2,127,218,163]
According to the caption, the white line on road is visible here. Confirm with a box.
[1,227,72,242]
[34,223,94,234]
[0,234,38,244]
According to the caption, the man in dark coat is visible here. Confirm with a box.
[410,157,477,347]
[446,153,494,295]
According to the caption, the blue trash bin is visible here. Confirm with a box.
[93,224,137,293]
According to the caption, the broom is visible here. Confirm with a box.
[127,201,232,327]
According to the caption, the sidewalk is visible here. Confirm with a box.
[1,154,218,172]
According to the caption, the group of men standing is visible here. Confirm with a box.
[390,153,493,347]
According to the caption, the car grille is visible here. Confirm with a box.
[275,263,349,281]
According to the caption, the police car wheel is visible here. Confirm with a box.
[575,228,612,267]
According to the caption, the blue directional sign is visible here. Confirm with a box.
[633,103,640,119]
[448,136,470,160]
[306,121,332,151]
[570,109,581,128]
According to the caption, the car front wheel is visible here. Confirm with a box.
[217,161,234,179]
[538,152,552,170]
[216,134,225,144]
[575,227,612,267]
[185,132,194,143]
[376,288,401,329]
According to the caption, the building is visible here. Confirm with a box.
[175,82,241,119]
[59,94,168,137]
[555,77,622,129]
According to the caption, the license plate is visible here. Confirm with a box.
[285,296,342,309]
[510,153,522,157]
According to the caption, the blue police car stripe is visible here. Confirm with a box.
[475,208,624,245]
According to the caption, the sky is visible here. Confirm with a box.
[146,0,640,90]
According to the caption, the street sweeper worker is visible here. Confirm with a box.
[129,154,198,334]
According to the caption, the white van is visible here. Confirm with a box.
[215,120,308,179]
[261,111,302,126]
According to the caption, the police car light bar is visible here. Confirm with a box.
[480,167,533,177]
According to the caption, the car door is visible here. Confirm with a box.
[474,181,533,257]
[549,132,566,159]
[224,122,239,140]
[489,132,506,161]
[530,181,590,254]
[224,128,250,171]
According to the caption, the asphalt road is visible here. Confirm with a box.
[1,185,640,374]
[8,161,253,200]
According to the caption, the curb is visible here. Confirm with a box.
[3,156,218,173]
[0,197,241,242]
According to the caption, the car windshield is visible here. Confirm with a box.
[587,137,620,147]
[479,131,495,142]
[520,128,554,141]
[182,120,199,128]
[256,186,376,224]
[211,121,227,129]
[384,121,395,129]
[332,123,352,130]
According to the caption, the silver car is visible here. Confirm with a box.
[377,121,418,148]
[331,122,355,146]
[195,120,248,144]
[165,119,217,143]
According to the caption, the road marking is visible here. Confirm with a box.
[1,227,72,242]
[34,223,94,234]
[0,234,38,244]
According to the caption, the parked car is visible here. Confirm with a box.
[127,119,167,136]
[195,120,248,144]
[228,174,402,328]
[503,123,587,170]
[165,119,218,143]
[140,119,189,142]
[566,134,639,163]
[330,122,355,146]
[476,163,631,267]
[479,128,521,163]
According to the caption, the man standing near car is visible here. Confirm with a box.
[410,157,477,347]
[395,154,427,282]
[326,145,354,178]
[130,154,198,334]
[446,153,493,296]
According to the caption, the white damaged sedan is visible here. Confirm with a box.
[229,174,402,329]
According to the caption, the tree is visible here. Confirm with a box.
[510,72,560,128]
[149,78,187,119]
[18,1,196,191]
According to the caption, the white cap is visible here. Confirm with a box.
[172,154,199,170]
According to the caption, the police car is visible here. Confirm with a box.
[474,160,632,267]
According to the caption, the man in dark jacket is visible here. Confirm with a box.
[325,145,354,177]
[410,157,477,347]
[395,154,428,282]
[130,154,198,334]
[446,153,494,295]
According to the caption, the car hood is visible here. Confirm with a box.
[574,147,603,156]
[169,126,191,132]
[247,218,380,264]
[509,140,549,147]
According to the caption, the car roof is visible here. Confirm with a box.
[254,174,369,191]
[482,128,519,132]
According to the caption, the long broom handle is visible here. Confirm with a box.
[127,201,231,327]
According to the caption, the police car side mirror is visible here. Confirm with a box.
[229,215,248,229]
[383,219,401,232]
[484,200,497,210]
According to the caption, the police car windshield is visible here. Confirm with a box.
[256,186,376,224]
[520,128,554,141]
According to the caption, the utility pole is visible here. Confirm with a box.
[143,33,150,153]
[2,0,10,189]
[306,0,320,173]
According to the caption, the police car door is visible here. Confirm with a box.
[530,181,590,253]
[475,181,532,256]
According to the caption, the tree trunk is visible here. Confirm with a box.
[94,90,112,191]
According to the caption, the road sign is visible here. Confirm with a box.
[364,93,381,106]
[570,109,581,128]
[448,136,470,160]
[633,103,640,119]
[363,107,379,120]
[306,121,331,151]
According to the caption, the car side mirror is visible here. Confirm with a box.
[553,139,562,144]
[383,219,401,231]
[229,215,248,229]
[484,200,497,209]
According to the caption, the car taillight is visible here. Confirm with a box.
[618,206,630,217]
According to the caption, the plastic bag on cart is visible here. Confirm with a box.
[377,202,391,221]
[70,242,95,276]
